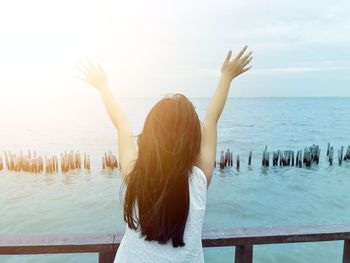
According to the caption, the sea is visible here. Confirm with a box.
[0,97,350,263]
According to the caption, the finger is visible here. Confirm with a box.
[242,56,253,67]
[76,67,89,79]
[240,51,253,62]
[242,65,252,73]
[76,60,86,71]
[224,50,232,64]
[76,72,88,80]
[85,57,99,72]
[77,57,90,67]
[235,45,248,60]
[78,57,95,73]
[77,75,88,82]
[76,61,90,73]
[97,63,106,74]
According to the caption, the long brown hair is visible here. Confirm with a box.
[123,93,201,247]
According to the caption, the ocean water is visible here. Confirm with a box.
[0,97,350,263]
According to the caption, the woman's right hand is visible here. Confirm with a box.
[221,46,253,81]
[78,59,108,91]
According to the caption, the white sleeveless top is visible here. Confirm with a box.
[114,166,207,263]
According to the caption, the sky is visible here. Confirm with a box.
[0,0,350,100]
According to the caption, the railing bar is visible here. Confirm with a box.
[202,233,350,247]
[235,245,253,263]
[343,240,350,263]
[1,225,350,261]
[99,251,116,263]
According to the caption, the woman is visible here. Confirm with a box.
[79,46,252,262]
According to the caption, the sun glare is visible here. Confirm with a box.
[0,0,126,100]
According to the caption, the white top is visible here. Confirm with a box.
[114,166,207,263]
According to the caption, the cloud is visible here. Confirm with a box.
[252,66,350,74]
[194,64,350,78]
[1,0,349,97]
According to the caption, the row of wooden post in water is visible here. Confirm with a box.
[1,144,349,174]
[216,144,350,170]
[0,150,119,174]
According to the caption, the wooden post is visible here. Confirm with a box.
[235,245,253,263]
[272,151,278,166]
[4,152,9,170]
[310,145,314,162]
[299,150,303,167]
[40,156,43,173]
[262,146,269,167]
[304,148,311,167]
[53,156,57,173]
[105,153,109,168]
[248,151,252,166]
[60,154,64,173]
[227,153,229,168]
[288,150,291,166]
[344,146,350,161]
[316,147,321,164]
[262,147,265,166]
[296,150,299,167]
[220,162,225,169]
[288,150,292,166]
[339,146,344,165]
[49,158,53,173]
[311,145,320,164]
[99,251,117,263]
[236,155,240,171]
[220,151,225,169]
[9,152,14,171]
[44,156,48,174]
[327,142,330,157]
[279,151,283,166]
[329,146,334,166]
[287,151,290,166]
[87,155,91,171]
[265,151,269,167]
[284,150,288,166]
[343,240,350,263]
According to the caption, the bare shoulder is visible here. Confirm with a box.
[192,165,210,188]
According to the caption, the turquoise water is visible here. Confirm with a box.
[1,97,350,262]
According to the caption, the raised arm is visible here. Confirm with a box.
[78,60,137,177]
[195,46,253,186]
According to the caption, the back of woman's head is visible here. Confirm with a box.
[123,93,201,247]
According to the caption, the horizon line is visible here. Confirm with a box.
[113,96,350,99]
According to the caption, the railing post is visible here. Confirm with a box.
[235,245,253,263]
[343,240,350,263]
[99,251,116,263]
